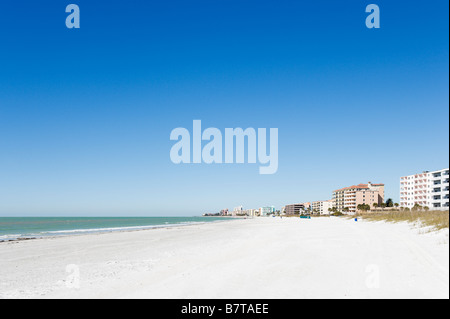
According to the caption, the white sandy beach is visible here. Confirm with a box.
[0,217,448,299]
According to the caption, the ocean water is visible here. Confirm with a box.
[0,217,228,241]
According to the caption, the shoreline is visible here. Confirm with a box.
[0,217,448,299]
[0,217,233,244]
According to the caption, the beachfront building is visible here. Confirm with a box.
[311,199,334,215]
[284,204,303,215]
[333,182,385,214]
[302,202,311,211]
[259,206,275,216]
[284,203,310,215]
[243,208,259,217]
[232,205,244,216]
[400,168,449,211]
[220,208,229,216]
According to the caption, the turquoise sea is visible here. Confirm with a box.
[0,217,228,241]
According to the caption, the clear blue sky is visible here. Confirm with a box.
[0,1,448,216]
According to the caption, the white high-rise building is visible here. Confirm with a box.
[311,199,334,215]
[243,209,259,217]
[400,168,449,210]
[232,205,244,216]
[259,206,275,216]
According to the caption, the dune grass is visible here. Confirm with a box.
[355,210,449,231]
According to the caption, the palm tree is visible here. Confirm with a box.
[358,204,370,212]
[372,203,378,211]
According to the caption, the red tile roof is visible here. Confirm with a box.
[333,183,384,193]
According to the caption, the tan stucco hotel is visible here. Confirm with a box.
[333,182,385,214]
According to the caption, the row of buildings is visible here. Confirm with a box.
[206,167,449,217]
[206,206,276,217]
[282,181,386,215]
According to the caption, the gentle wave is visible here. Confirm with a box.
[42,222,202,234]
[0,219,223,242]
